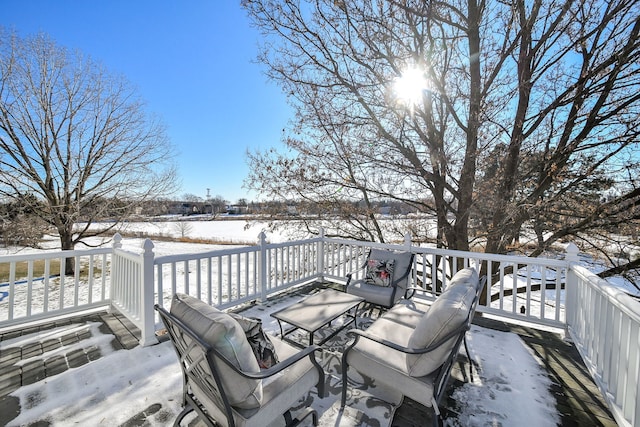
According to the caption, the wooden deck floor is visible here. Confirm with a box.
[0,298,617,427]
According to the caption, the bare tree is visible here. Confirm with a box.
[182,193,203,202]
[0,30,177,272]
[208,195,228,217]
[0,194,48,247]
[243,0,640,278]
[173,220,193,239]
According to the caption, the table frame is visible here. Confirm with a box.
[270,289,365,346]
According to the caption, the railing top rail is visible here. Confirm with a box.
[152,237,323,265]
[153,245,259,265]
[572,265,640,322]
[0,247,112,263]
[324,237,569,268]
[263,237,322,249]
[324,238,409,249]
[113,247,146,263]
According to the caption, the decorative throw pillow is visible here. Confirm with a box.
[230,313,279,369]
[364,258,395,287]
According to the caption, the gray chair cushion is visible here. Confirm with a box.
[444,267,479,291]
[170,294,263,409]
[406,272,477,377]
[346,299,437,407]
[202,337,321,427]
[347,280,396,307]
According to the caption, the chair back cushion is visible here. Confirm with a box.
[170,293,263,409]
[406,268,478,377]
[444,267,480,292]
[368,249,413,293]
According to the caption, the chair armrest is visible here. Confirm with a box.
[345,272,353,289]
[346,323,469,355]
[156,304,326,397]
[404,285,424,299]
[345,265,366,287]
[238,344,326,398]
[242,344,321,379]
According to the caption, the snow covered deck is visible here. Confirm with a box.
[0,282,616,427]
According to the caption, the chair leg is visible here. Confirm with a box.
[174,404,194,427]
[432,410,443,427]
[463,336,474,382]
[284,408,318,427]
[431,397,442,427]
[341,357,350,408]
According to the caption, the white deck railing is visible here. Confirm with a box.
[0,232,637,426]
[151,233,322,311]
[0,247,111,328]
[321,235,570,328]
[566,265,640,427]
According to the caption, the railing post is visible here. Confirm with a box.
[564,242,580,263]
[404,232,413,285]
[139,239,158,347]
[258,232,268,303]
[404,232,412,250]
[317,227,325,281]
[113,233,122,249]
[564,242,580,340]
[113,233,123,249]
[109,234,123,314]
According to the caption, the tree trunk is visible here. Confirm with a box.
[59,228,75,275]
[453,0,483,254]
[485,2,535,256]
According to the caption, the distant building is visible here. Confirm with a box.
[168,202,204,216]
[226,204,248,215]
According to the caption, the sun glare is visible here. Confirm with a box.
[393,66,428,107]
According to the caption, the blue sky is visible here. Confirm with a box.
[0,1,291,203]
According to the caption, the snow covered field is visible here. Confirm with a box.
[98,219,639,295]
[88,217,289,245]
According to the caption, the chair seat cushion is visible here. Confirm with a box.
[170,294,263,409]
[232,337,321,427]
[347,279,395,307]
[346,314,437,407]
[384,298,431,329]
[406,274,477,377]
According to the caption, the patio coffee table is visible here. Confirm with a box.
[271,289,365,346]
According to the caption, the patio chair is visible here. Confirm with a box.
[340,267,485,427]
[345,248,415,309]
[155,293,325,427]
